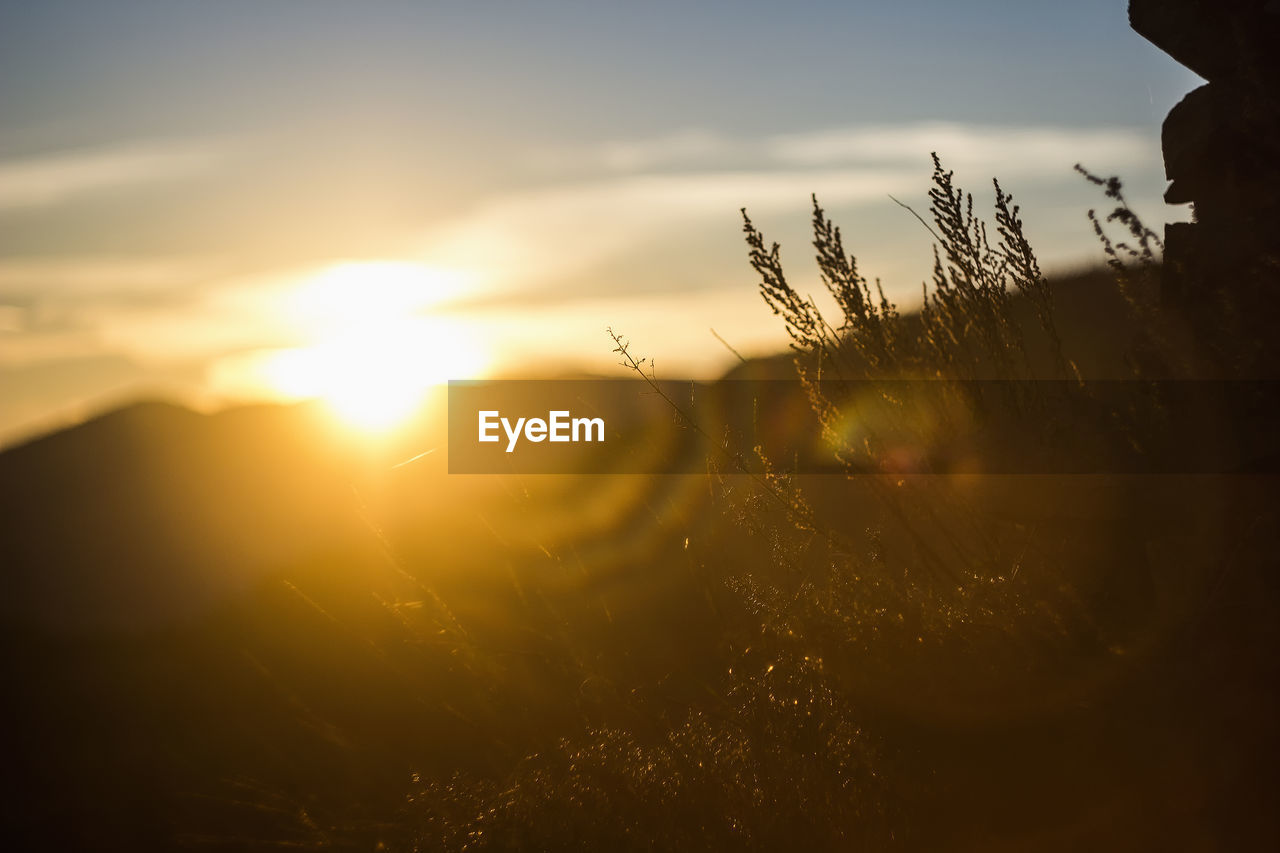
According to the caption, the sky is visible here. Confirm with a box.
[0,0,1202,445]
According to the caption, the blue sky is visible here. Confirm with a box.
[0,1,1201,443]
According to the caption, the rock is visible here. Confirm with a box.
[1129,1,1280,373]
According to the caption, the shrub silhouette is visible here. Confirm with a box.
[406,157,1278,850]
[747,154,1074,383]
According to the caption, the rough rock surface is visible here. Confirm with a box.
[1130,0,1280,371]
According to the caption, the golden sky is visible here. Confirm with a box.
[0,1,1200,444]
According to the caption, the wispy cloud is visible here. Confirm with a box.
[420,166,920,293]
[0,327,108,368]
[529,129,736,174]
[766,122,1152,174]
[540,122,1152,178]
[0,141,225,211]
[434,121,1161,301]
[595,129,731,172]
[0,256,218,295]
[0,255,266,367]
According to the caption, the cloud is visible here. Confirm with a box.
[595,129,731,171]
[0,256,282,366]
[0,256,226,353]
[536,122,1154,179]
[766,122,1152,175]
[529,129,737,174]
[0,327,107,367]
[420,166,920,293]
[427,121,1162,301]
[0,256,217,296]
[457,284,794,379]
[0,141,225,211]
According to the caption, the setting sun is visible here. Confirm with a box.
[283,261,467,325]
[218,261,488,432]
[263,318,485,431]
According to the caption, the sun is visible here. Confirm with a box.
[253,261,487,433]
[264,319,484,431]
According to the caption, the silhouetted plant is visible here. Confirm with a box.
[746,154,1077,384]
[404,155,1256,850]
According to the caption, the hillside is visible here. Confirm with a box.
[2,270,1278,849]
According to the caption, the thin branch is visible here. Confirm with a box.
[607,326,841,546]
[888,193,943,244]
[710,327,748,364]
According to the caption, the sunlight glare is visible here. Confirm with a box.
[264,318,485,431]
[284,261,466,329]
[252,261,486,432]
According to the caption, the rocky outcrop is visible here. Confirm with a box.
[1130,0,1280,370]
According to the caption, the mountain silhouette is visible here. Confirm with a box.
[0,399,475,848]
[0,393,718,848]
[0,399,374,630]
